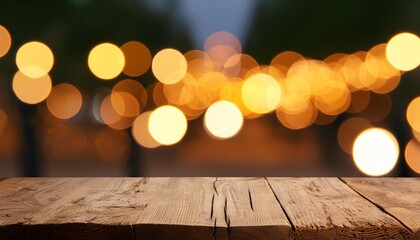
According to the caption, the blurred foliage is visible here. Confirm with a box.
[245,0,420,63]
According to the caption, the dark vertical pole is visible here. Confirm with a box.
[21,104,41,177]
[127,132,141,177]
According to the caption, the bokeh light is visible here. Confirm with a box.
[16,41,54,78]
[47,83,82,119]
[405,139,420,174]
[152,48,187,84]
[241,73,281,114]
[204,100,243,139]
[337,117,372,154]
[112,79,147,111]
[406,97,420,132]
[12,71,52,104]
[148,105,187,145]
[0,25,12,58]
[131,111,161,148]
[276,98,317,130]
[204,31,242,66]
[120,41,151,77]
[386,32,420,71]
[88,43,125,80]
[110,91,140,117]
[352,128,399,176]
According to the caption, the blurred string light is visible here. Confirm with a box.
[386,32,420,71]
[16,41,54,78]
[120,41,151,77]
[406,97,420,132]
[12,71,52,104]
[405,97,420,174]
[352,128,399,176]
[131,111,160,148]
[46,83,82,119]
[6,28,420,178]
[152,48,187,84]
[204,31,242,66]
[405,139,420,174]
[88,43,125,80]
[0,25,12,58]
[204,100,243,139]
[241,73,281,114]
[148,105,187,146]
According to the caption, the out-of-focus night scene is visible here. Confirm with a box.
[0,0,419,177]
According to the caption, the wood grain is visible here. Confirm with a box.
[1,177,417,240]
[267,178,413,240]
[134,178,217,240]
[0,178,88,240]
[214,177,292,239]
[23,178,153,240]
[342,178,420,240]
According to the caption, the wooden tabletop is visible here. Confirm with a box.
[0,178,418,240]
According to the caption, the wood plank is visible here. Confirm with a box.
[214,177,292,239]
[0,178,89,240]
[134,178,217,240]
[135,177,292,240]
[267,178,413,240]
[342,178,420,240]
[23,178,158,240]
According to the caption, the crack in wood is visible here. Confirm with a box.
[224,196,230,237]
[212,217,217,240]
[338,177,414,236]
[213,177,218,196]
[210,193,215,220]
[248,188,254,212]
[264,178,296,233]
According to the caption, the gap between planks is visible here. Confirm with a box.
[338,177,415,236]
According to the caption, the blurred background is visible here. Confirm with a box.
[0,0,419,177]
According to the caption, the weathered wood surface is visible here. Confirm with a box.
[0,178,418,240]
[0,178,88,240]
[267,178,413,239]
[343,178,420,240]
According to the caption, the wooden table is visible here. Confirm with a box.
[0,178,418,240]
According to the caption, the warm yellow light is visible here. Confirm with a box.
[12,71,52,104]
[131,111,160,148]
[241,73,281,114]
[276,98,317,130]
[88,43,125,80]
[100,94,122,125]
[407,97,420,132]
[16,41,54,78]
[120,41,151,77]
[0,25,12,58]
[47,83,82,119]
[110,92,140,117]
[113,79,148,111]
[152,48,187,84]
[148,105,187,145]
[353,128,399,176]
[386,32,420,71]
[204,100,243,139]
[405,139,420,174]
